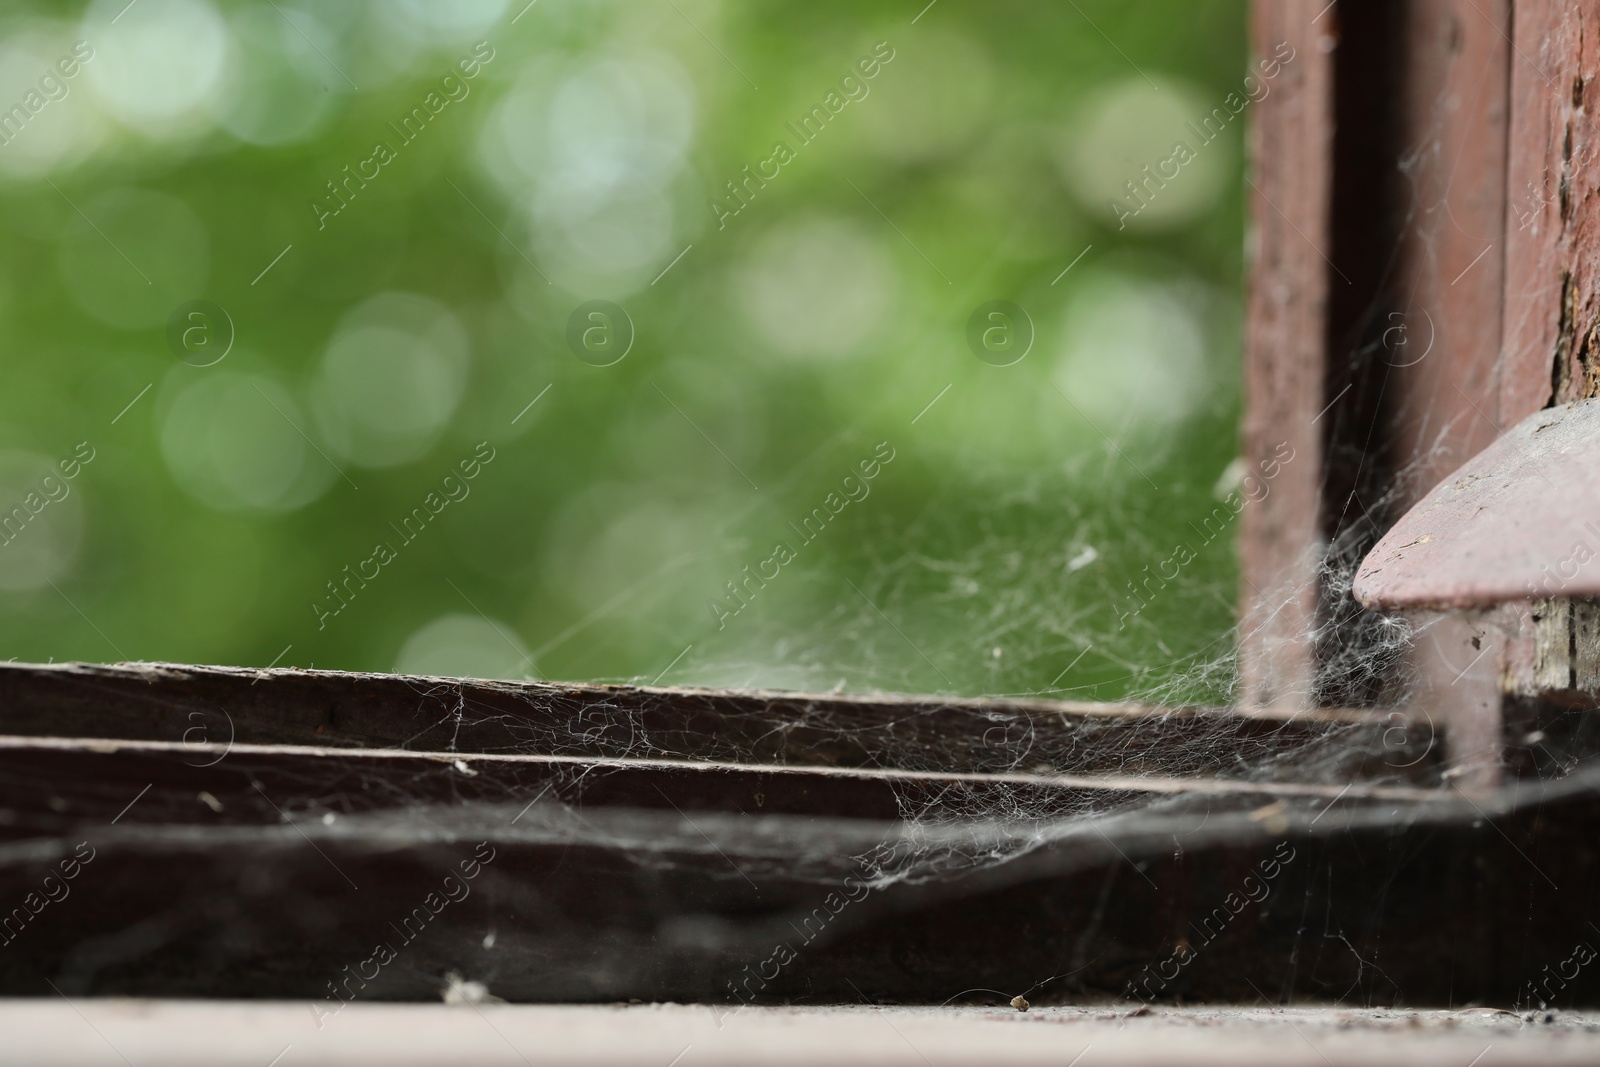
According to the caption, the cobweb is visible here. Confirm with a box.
[1,3,1571,1014]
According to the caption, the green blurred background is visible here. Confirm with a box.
[0,0,1250,702]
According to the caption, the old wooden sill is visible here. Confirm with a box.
[0,659,1596,1013]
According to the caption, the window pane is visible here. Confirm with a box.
[0,0,1250,702]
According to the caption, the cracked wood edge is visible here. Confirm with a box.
[0,661,1442,785]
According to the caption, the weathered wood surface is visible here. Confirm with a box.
[0,661,1440,785]
[1240,0,1335,709]
[0,732,1592,1007]
[1375,0,1512,779]
[1495,2,1600,697]
[1285,0,1515,783]
[0,662,1592,1007]
[1354,399,1600,609]
[1239,0,1513,735]
[1383,0,1511,511]
[1503,2,1600,418]
[1530,599,1600,693]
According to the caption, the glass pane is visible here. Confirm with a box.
[0,0,1254,702]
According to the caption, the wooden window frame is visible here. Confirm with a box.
[3,0,1599,1016]
[1244,0,1600,768]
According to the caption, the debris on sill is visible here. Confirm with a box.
[442,971,504,1006]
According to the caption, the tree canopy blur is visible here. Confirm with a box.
[0,0,1250,702]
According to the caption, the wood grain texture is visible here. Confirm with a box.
[0,666,1590,1009]
[1242,0,1512,736]
[1315,1,1512,778]
[1503,2,1600,419]
[1240,0,1336,709]
[0,661,1440,785]
[1343,0,1511,772]
[1385,0,1510,512]
[0,732,1592,1007]
[1487,3,1600,699]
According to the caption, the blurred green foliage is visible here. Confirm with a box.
[0,0,1250,701]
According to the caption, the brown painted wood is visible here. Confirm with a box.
[1385,0,1511,510]
[1311,2,1513,783]
[0,732,1595,1008]
[0,661,1442,786]
[1490,3,1600,701]
[1365,0,1510,781]
[1,664,1594,1009]
[1503,3,1600,420]
[1240,0,1513,758]
[1240,0,1336,710]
